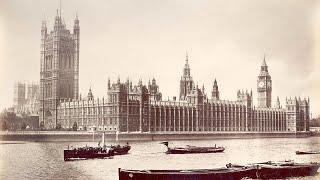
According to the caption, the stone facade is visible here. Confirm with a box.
[285,97,310,131]
[56,55,308,133]
[39,11,79,129]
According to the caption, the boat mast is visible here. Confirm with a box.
[102,132,105,147]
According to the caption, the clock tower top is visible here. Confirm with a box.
[259,56,270,77]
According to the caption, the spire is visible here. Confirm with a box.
[117,76,120,84]
[276,96,281,108]
[41,20,47,32]
[183,52,191,77]
[262,55,267,67]
[259,54,269,74]
[107,78,111,89]
[186,51,189,64]
[214,78,217,86]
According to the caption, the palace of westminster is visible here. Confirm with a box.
[15,11,310,132]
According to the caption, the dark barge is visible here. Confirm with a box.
[161,141,225,154]
[296,150,320,155]
[118,161,320,180]
[64,146,114,161]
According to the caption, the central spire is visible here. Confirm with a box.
[186,51,189,65]
[183,51,191,77]
[262,54,267,67]
[260,55,269,73]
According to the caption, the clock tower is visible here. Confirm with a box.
[257,57,272,108]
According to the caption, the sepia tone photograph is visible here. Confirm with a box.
[0,0,320,179]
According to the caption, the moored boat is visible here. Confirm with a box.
[64,133,131,161]
[118,161,320,180]
[253,161,320,179]
[161,141,225,154]
[296,150,320,155]
[64,145,114,161]
[109,143,131,155]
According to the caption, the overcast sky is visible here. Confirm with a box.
[0,0,319,116]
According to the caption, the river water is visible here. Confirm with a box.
[0,137,319,180]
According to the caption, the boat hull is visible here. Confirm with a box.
[256,164,320,179]
[118,163,320,180]
[112,145,131,155]
[167,147,225,154]
[118,167,257,180]
[296,151,320,155]
[64,149,113,161]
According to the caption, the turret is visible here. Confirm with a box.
[276,96,281,109]
[87,87,94,101]
[73,13,80,35]
[107,78,111,90]
[41,20,47,36]
[54,9,62,31]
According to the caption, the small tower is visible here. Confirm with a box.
[276,96,281,109]
[87,87,94,101]
[148,78,162,101]
[212,79,220,101]
[179,52,194,101]
[107,78,111,90]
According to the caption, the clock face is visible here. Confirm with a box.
[258,81,265,88]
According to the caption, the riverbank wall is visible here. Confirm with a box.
[0,131,312,142]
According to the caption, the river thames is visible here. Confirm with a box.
[0,136,319,179]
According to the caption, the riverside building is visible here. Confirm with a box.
[39,12,309,132]
[56,55,309,133]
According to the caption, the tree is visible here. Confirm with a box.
[72,121,78,131]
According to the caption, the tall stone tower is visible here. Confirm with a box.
[211,79,220,101]
[39,10,80,129]
[257,57,272,108]
[179,53,194,101]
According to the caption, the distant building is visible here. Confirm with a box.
[13,82,39,115]
[39,10,80,129]
[13,82,26,112]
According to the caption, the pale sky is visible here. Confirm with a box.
[0,0,319,116]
